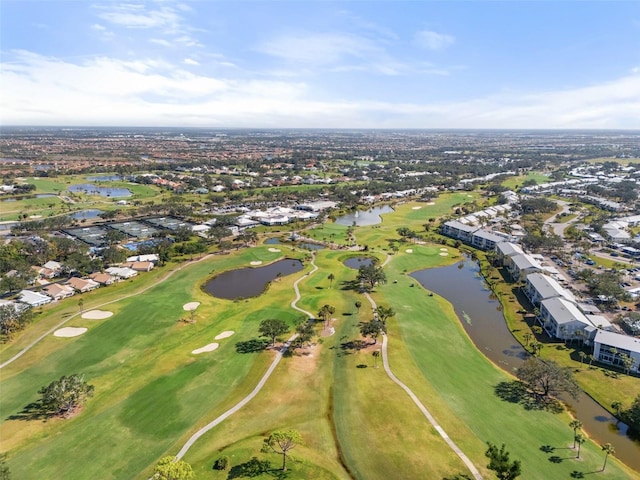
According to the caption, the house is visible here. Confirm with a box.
[524,272,575,307]
[593,330,640,373]
[125,254,159,263]
[441,220,479,242]
[18,289,52,307]
[470,230,504,251]
[125,261,154,272]
[43,283,75,300]
[106,267,138,279]
[495,242,525,266]
[43,261,63,275]
[508,254,543,282]
[67,277,100,292]
[31,265,57,279]
[538,297,591,340]
[89,272,116,285]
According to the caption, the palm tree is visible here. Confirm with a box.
[328,273,335,289]
[318,304,336,327]
[569,420,583,448]
[575,433,586,459]
[78,298,84,314]
[355,300,362,313]
[523,332,532,346]
[578,351,587,365]
[601,443,615,471]
[611,401,623,422]
[372,350,381,368]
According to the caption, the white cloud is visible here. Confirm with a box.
[414,30,455,51]
[183,58,199,66]
[91,23,106,31]
[150,38,172,47]
[1,50,638,129]
[96,3,182,30]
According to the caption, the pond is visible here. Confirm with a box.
[344,256,375,269]
[264,237,281,244]
[298,242,324,251]
[410,257,640,471]
[68,184,132,197]
[69,209,105,220]
[203,258,304,300]
[0,193,56,202]
[334,205,394,226]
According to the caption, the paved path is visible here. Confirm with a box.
[0,254,215,370]
[364,270,483,480]
[174,254,318,461]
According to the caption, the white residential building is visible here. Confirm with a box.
[593,330,640,373]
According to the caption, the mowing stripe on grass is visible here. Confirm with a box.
[365,290,483,480]
[174,254,319,461]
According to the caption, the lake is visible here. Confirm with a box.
[68,184,132,197]
[334,205,394,226]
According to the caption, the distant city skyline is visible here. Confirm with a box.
[1,1,639,129]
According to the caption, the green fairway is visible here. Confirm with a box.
[1,203,639,480]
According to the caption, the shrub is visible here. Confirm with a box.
[213,455,230,471]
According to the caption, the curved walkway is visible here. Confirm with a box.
[0,254,214,370]
[364,285,483,480]
[174,254,318,461]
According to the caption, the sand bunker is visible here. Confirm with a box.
[439,252,449,256]
[440,248,448,252]
[215,330,235,340]
[192,343,219,354]
[412,206,422,210]
[268,247,281,252]
[183,302,200,311]
[54,327,88,338]
[81,310,113,320]
[250,260,263,265]
[426,202,435,205]
[405,249,413,253]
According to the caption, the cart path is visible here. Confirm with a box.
[0,254,215,370]
[174,254,318,461]
[364,284,483,479]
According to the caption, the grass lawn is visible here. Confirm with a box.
[501,171,551,190]
[1,203,639,479]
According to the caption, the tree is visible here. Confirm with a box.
[0,305,33,341]
[485,442,521,480]
[578,351,587,365]
[356,263,387,291]
[317,304,336,327]
[516,358,580,402]
[372,349,381,368]
[611,400,623,419]
[262,430,302,471]
[153,456,194,480]
[328,273,335,288]
[258,318,289,346]
[78,298,85,314]
[569,420,583,448]
[601,443,615,471]
[619,353,635,376]
[575,433,586,459]
[375,305,396,324]
[38,374,94,416]
[360,319,386,344]
[355,300,362,313]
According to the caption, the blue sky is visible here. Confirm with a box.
[1,1,639,128]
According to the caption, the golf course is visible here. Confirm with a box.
[1,197,639,479]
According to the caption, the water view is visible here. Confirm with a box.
[335,205,394,226]
[410,257,640,470]
[203,258,304,300]
[70,209,104,220]
[85,175,124,182]
[68,184,132,197]
[344,256,375,269]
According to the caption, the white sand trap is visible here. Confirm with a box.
[405,249,413,253]
[268,247,281,252]
[54,327,88,338]
[215,330,235,340]
[82,310,113,320]
[439,252,449,256]
[29,215,42,219]
[467,194,473,197]
[250,260,263,265]
[440,248,448,252]
[426,202,435,205]
[192,343,219,354]
[183,302,200,311]
[412,206,422,210]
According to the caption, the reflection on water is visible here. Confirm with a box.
[203,258,304,300]
[344,256,374,269]
[410,257,640,471]
[68,184,132,197]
